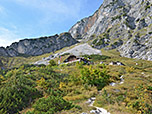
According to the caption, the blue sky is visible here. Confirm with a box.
[0,0,103,47]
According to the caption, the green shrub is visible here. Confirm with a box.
[80,66,110,90]
[92,38,98,44]
[112,15,121,21]
[126,85,152,113]
[145,5,151,10]
[0,74,42,114]
[76,61,84,69]
[96,39,104,46]
[82,54,111,61]
[148,31,152,34]
[49,60,56,67]
[31,94,74,114]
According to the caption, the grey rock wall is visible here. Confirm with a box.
[0,32,78,57]
[69,0,152,61]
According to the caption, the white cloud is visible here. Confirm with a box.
[0,27,20,47]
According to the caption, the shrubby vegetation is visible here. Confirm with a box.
[49,60,57,67]
[0,50,152,114]
[80,66,110,90]
[27,90,75,114]
[91,33,109,47]
[82,54,111,61]
[0,69,42,114]
[59,64,111,104]
[0,63,75,114]
[112,15,121,21]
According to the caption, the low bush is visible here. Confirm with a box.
[29,91,75,114]
[80,66,110,90]
[82,54,111,61]
[49,60,57,67]
[0,74,42,114]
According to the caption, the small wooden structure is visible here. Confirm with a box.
[63,55,78,63]
[63,55,91,64]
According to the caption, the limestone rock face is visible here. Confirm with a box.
[0,47,9,57]
[69,0,152,61]
[0,32,78,57]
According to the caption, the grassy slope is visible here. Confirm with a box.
[0,53,51,68]
[0,48,152,114]
[57,49,152,114]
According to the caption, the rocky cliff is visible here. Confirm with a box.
[0,32,78,57]
[69,0,152,61]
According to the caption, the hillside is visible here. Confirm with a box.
[0,0,152,114]
[0,49,152,114]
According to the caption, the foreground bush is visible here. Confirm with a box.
[80,66,110,90]
[28,92,75,114]
[49,60,57,67]
[0,74,42,114]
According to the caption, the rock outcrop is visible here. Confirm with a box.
[69,0,152,61]
[0,47,9,56]
[0,32,78,57]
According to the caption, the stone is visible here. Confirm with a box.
[90,107,110,114]
[116,62,125,66]
[110,82,116,86]
[82,113,88,114]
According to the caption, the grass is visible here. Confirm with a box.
[0,52,52,68]
[1,47,152,114]
[94,70,152,113]
[55,49,152,114]
[90,50,152,114]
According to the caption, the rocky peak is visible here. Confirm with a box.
[0,47,9,57]
[69,0,152,61]
[0,32,78,57]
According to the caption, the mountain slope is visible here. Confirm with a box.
[0,32,78,57]
[69,0,152,61]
